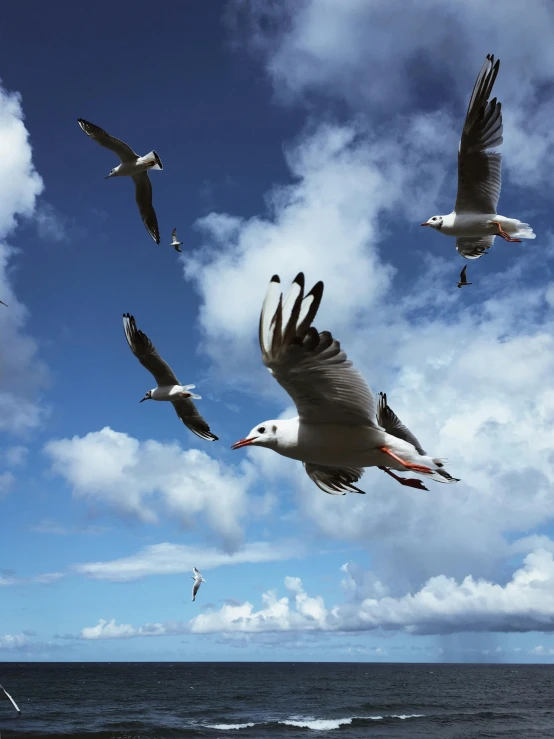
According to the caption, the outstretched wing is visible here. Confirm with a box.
[259,274,378,427]
[172,399,218,441]
[123,313,179,387]
[1,685,21,713]
[455,54,502,215]
[456,236,494,259]
[77,118,138,162]
[133,172,160,244]
[376,392,426,456]
[304,463,366,495]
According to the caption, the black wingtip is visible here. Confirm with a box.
[305,279,324,302]
[293,272,305,288]
[270,274,280,284]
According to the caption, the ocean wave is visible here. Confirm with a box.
[207,723,256,730]
[279,717,354,730]
[392,714,425,720]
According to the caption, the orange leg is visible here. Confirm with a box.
[379,466,429,491]
[491,221,521,243]
[379,446,432,475]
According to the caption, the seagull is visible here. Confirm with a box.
[0,300,7,307]
[231,273,459,494]
[1,684,21,715]
[77,118,162,244]
[170,228,183,253]
[421,54,535,260]
[457,265,472,288]
[191,567,206,602]
[122,313,218,441]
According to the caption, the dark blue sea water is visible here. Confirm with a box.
[1,662,554,738]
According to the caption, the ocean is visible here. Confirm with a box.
[0,662,553,738]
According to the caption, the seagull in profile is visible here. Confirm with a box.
[421,54,535,259]
[123,313,218,441]
[231,273,458,494]
[457,265,472,288]
[170,228,183,252]
[1,684,21,715]
[77,118,162,244]
[191,567,206,602]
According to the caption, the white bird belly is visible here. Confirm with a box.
[117,160,152,177]
[279,424,425,469]
[151,385,186,401]
[442,213,498,237]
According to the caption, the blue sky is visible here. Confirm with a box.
[2,0,554,662]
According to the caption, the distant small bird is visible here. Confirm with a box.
[0,300,7,307]
[457,265,472,288]
[1,683,21,715]
[77,118,163,244]
[123,313,218,441]
[170,228,183,253]
[421,54,535,259]
[191,567,206,602]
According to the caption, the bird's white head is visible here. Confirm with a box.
[105,165,121,179]
[140,390,153,403]
[420,215,444,231]
[231,421,281,451]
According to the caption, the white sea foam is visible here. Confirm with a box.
[392,714,425,720]
[279,717,353,730]
[207,723,256,730]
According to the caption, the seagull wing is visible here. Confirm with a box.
[454,54,502,215]
[192,579,202,600]
[259,273,378,427]
[122,313,179,387]
[0,300,7,307]
[456,236,494,260]
[172,398,218,441]
[376,392,426,455]
[77,118,138,162]
[460,265,468,282]
[171,228,177,241]
[304,463,366,495]
[133,172,160,244]
[1,685,21,713]
[193,567,201,577]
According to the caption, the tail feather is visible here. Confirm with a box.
[513,221,535,240]
[143,150,163,170]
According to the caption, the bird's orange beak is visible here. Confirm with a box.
[231,437,257,450]
[420,222,430,226]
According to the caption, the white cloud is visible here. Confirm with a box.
[0,81,50,436]
[230,0,554,184]
[0,633,29,649]
[73,540,303,582]
[0,571,64,586]
[34,201,68,242]
[79,548,554,639]
[44,426,257,548]
[4,445,28,466]
[0,471,15,498]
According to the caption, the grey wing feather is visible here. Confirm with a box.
[304,463,366,495]
[171,228,177,240]
[456,236,494,259]
[172,398,218,441]
[122,313,179,387]
[77,118,138,162]
[192,580,202,599]
[377,392,426,455]
[455,55,502,215]
[259,273,378,427]
[133,172,160,244]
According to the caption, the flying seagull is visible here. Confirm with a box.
[457,265,472,288]
[231,273,459,494]
[170,228,183,253]
[77,118,162,244]
[123,313,218,441]
[191,567,206,602]
[0,300,7,307]
[421,54,535,259]
[1,684,21,715]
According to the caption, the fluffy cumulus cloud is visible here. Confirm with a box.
[0,82,50,436]
[73,539,302,582]
[229,0,554,186]
[78,549,554,639]
[44,426,257,548]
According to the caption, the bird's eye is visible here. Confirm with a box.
[257,426,266,434]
